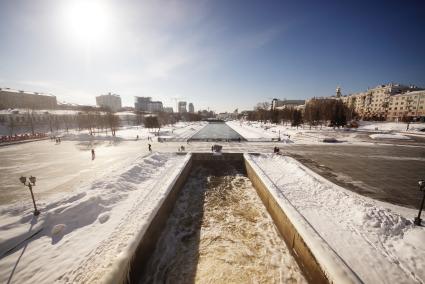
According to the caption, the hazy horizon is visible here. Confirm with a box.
[1,0,424,112]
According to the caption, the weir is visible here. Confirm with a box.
[119,153,361,284]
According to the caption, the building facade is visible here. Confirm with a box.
[178,101,187,113]
[96,93,122,112]
[0,88,57,110]
[386,91,425,121]
[147,101,163,112]
[134,97,163,113]
[274,99,305,110]
[339,84,423,120]
[135,97,152,112]
[188,103,194,113]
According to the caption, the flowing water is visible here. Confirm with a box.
[140,162,306,283]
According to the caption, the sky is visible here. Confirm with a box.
[0,0,424,112]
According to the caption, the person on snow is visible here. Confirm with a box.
[148,143,152,152]
[91,149,95,160]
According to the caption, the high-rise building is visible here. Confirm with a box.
[178,101,187,113]
[147,101,163,112]
[0,87,57,110]
[96,93,122,112]
[188,103,194,113]
[135,97,152,112]
[135,97,163,112]
[163,107,174,113]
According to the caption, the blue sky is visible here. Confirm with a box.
[0,0,424,112]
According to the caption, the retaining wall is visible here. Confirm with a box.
[244,154,362,284]
[116,152,361,284]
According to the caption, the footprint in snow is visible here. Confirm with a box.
[98,213,110,224]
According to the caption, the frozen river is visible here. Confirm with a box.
[189,122,245,141]
[139,162,306,283]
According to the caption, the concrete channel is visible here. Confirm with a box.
[111,153,361,284]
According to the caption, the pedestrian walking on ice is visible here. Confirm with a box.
[91,149,95,160]
[148,143,152,152]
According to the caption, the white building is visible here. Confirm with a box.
[96,93,122,112]
[0,87,57,110]
[339,83,423,120]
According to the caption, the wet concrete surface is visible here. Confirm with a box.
[282,144,425,209]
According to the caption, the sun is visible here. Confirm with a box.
[62,0,110,45]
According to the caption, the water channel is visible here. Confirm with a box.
[139,162,306,283]
[189,121,245,141]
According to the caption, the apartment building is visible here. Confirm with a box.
[386,91,425,121]
[135,97,163,113]
[0,87,57,110]
[340,84,423,120]
[96,93,122,112]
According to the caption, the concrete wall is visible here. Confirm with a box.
[244,155,361,284]
[245,157,327,283]
[122,152,360,284]
[125,155,193,283]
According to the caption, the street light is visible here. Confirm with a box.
[414,179,425,226]
[19,175,40,216]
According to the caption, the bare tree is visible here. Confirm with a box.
[106,112,120,136]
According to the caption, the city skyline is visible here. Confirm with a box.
[1,0,424,112]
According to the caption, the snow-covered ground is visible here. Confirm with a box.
[227,121,361,144]
[62,122,206,142]
[251,154,425,284]
[370,133,411,140]
[0,153,189,283]
[358,121,425,132]
[227,120,425,144]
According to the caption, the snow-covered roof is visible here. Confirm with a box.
[0,87,55,97]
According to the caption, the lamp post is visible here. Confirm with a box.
[19,176,40,216]
[414,180,425,226]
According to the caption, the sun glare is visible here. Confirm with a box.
[63,0,110,45]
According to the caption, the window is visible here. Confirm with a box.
[400,107,403,110]
[394,107,397,110]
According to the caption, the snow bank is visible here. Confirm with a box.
[227,120,363,144]
[0,153,188,283]
[251,154,425,284]
[358,121,425,132]
[226,121,280,140]
[369,133,411,140]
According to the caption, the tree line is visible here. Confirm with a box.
[0,106,210,136]
[245,98,356,128]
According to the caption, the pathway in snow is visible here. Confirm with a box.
[252,154,425,284]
